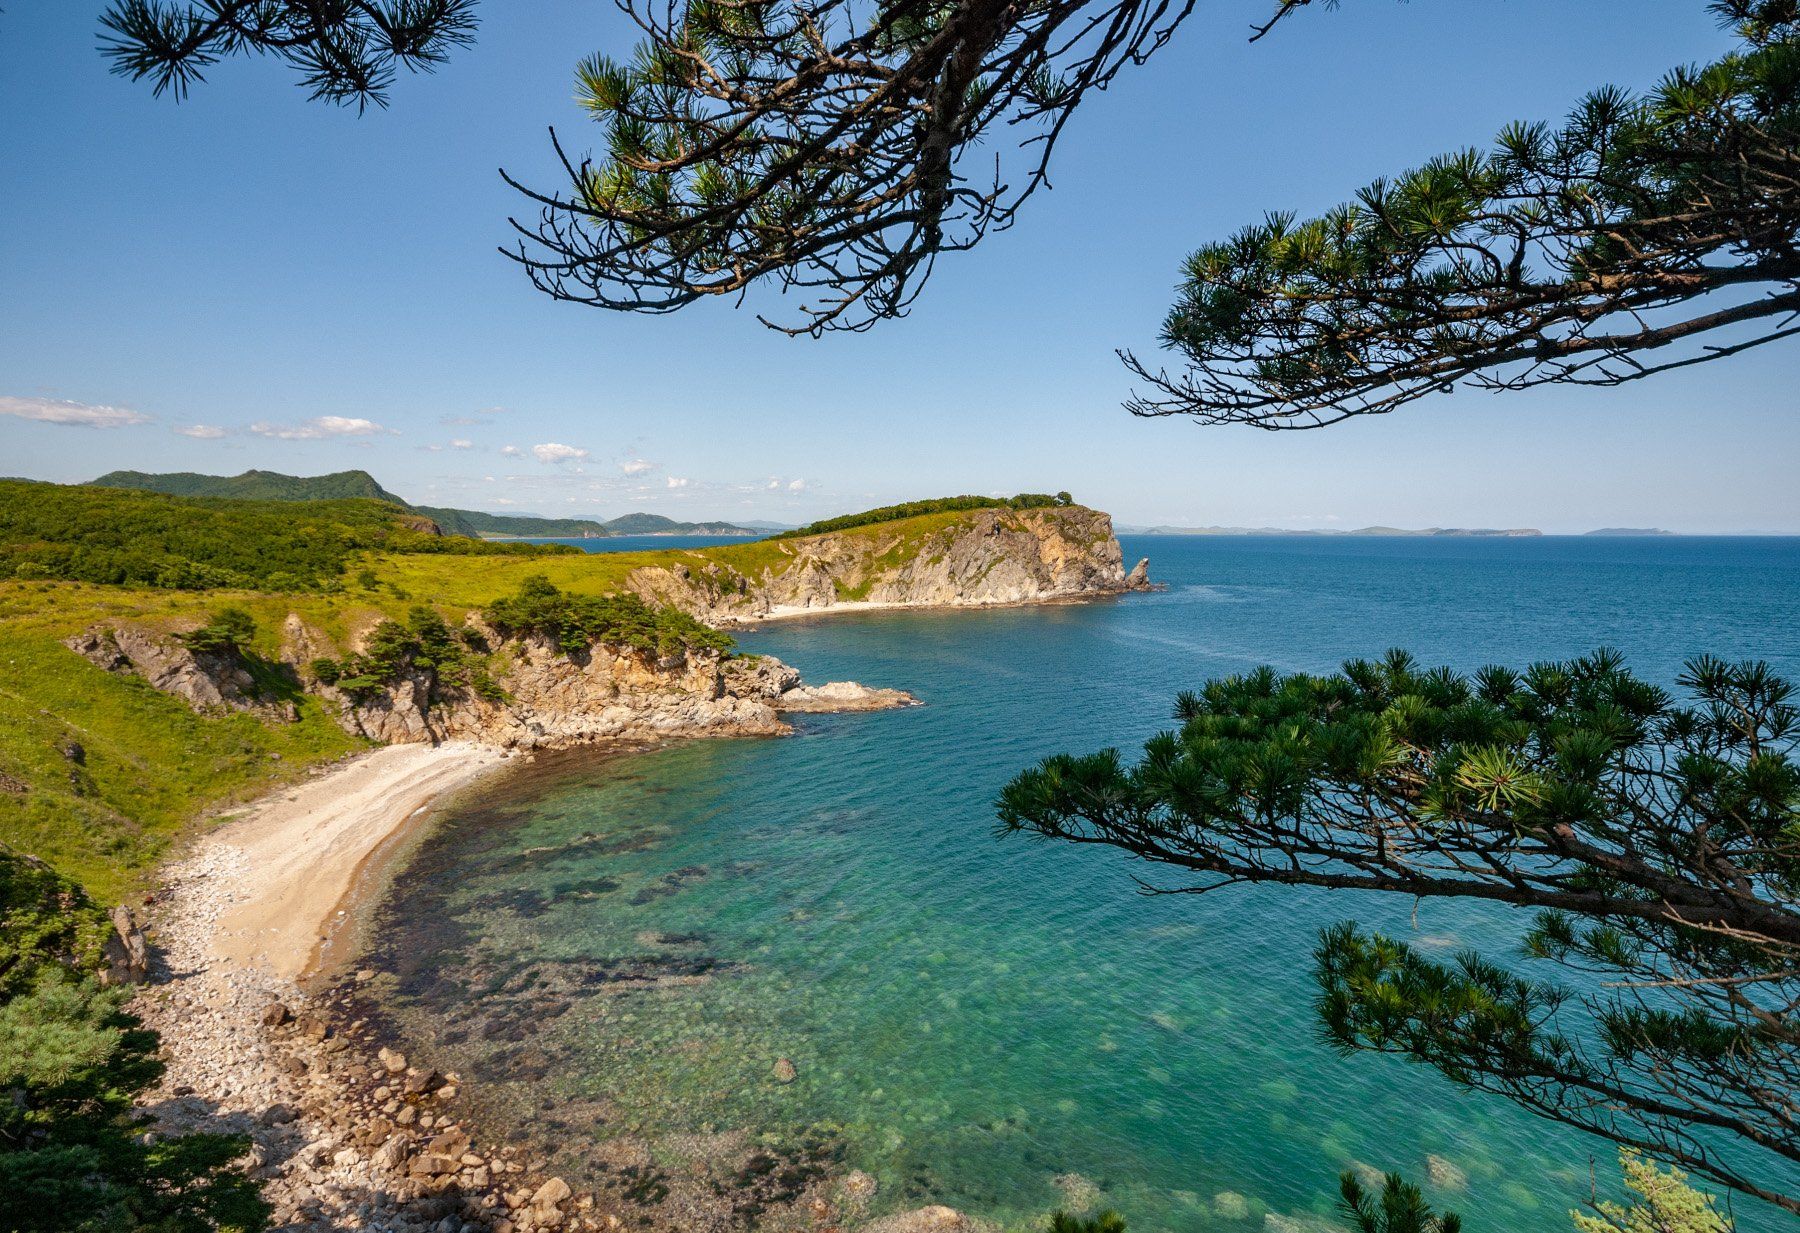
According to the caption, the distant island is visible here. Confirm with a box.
[1118,524,1544,537]
[1584,527,1677,537]
[89,468,766,538]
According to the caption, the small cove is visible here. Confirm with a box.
[361,535,1800,1232]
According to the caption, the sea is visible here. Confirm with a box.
[362,535,1800,1232]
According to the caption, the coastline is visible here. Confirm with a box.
[132,732,960,1233]
[133,740,559,1231]
[728,587,1140,626]
[204,740,513,981]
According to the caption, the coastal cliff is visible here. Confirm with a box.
[67,619,913,751]
[321,630,912,748]
[628,505,1151,623]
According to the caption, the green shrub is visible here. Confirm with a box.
[0,850,266,1230]
[177,608,256,656]
[325,606,511,705]
[774,492,1074,539]
[0,850,110,999]
[483,575,733,657]
[1049,1212,1126,1233]
[1573,1150,1733,1233]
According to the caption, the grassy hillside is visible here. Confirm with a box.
[0,584,365,900]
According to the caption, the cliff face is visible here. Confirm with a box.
[628,505,1150,623]
[71,617,912,751]
[64,626,300,723]
[321,630,908,750]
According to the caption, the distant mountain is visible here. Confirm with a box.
[1584,527,1677,537]
[602,512,760,535]
[410,506,617,538]
[1120,524,1543,538]
[94,468,408,506]
[85,469,762,538]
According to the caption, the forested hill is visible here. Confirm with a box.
[0,479,570,590]
[86,469,761,538]
[94,468,408,505]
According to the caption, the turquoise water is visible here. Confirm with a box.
[371,536,1800,1232]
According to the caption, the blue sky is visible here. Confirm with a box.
[2,0,1794,531]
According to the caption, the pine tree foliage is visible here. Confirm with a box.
[0,850,268,1231]
[998,650,1800,1214]
[1573,1150,1735,1233]
[499,0,1217,334]
[1129,3,1800,426]
[99,0,478,108]
[1337,1171,1462,1233]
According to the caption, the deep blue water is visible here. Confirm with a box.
[372,536,1800,1232]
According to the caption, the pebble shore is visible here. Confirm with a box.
[136,841,607,1233]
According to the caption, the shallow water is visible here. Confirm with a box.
[369,536,1800,1232]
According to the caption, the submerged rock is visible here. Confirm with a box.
[862,1205,971,1233]
[1213,1191,1251,1220]
[1426,1154,1468,1190]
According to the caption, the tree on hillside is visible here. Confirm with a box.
[998,651,1800,1214]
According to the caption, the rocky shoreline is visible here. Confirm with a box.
[139,842,570,1232]
[135,786,984,1233]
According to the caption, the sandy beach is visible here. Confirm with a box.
[205,740,510,979]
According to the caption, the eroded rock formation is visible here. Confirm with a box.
[322,627,912,750]
[627,505,1149,623]
[64,625,300,721]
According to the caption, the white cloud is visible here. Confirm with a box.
[250,415,386,440]
[499,445,524,458]
[767,479,781,490]
[788,478,808,492]
[449,439,473,450]
[666,476,690,489]
[175,424,228,439]
[0,395,151,428]
[619,458,658,476]
[532,442,590,464]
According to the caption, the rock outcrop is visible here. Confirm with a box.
[99,904,150,987]
[64,625,299,721]
[70,616,915,753]
[627,505,1148,623]
[324,625,914,750]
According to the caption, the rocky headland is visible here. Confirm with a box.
[627,505,1153,624]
